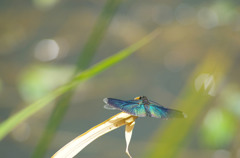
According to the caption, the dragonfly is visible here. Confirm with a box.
[104,96,186,119]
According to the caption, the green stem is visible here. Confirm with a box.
[32,0,123,157]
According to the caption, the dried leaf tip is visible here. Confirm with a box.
[52,112,137,158]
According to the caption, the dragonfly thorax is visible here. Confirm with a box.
[134,96,150,105]
[142,96,150,105]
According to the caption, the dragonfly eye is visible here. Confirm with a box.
[134,96,141,100]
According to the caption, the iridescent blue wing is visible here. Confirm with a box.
[104,104,117,110]
[103,98,147,117]
[147,101,186,119]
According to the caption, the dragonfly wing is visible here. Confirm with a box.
[104,104,117,110]
[148,104,186,119]
[127,104,146,117]
[104,98,146,117]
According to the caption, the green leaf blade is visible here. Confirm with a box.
[0,28,160,140]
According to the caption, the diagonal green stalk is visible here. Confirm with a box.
[32,92,74,158]
[0,27,160,142]
[76,0,123,71]
[32,0,123,157]
[147,53,231,158]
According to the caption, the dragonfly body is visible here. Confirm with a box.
[104,96,186,119]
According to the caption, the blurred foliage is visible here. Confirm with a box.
[33,1,124,157]
[147,53,232,158]
[0,0,240,158]
[0,21,159,144]
[201,107,237,148]
[19,65,73,102]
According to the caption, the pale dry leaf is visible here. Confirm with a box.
[52,112,137,158]
[125,120,135,158]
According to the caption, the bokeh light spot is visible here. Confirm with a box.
[32,0,59,10]
[195,73,216,96]
[34,39,60,62]
[18,65,73,102]
[202,108,236,148]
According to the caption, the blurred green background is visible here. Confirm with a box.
[0,0,240,158]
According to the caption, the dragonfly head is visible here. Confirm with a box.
[134,96,150,105]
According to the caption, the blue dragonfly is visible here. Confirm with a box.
[104,96,186,119]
